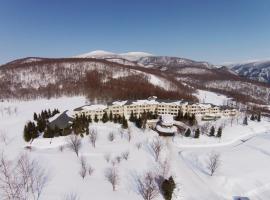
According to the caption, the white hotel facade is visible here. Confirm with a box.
[73,97,238,120]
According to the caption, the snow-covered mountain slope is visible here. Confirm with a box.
[229,60,270,83]
[1,52,270,106]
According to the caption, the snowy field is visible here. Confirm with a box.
[195,90,231,106]
[1,96,270,200]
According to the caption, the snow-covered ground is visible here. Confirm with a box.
[195,90,231,106]
[1,96,270,200]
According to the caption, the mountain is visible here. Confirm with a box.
[0,51,269,106]
[229,60,270,83]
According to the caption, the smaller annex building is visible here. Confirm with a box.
[155,114,177,136]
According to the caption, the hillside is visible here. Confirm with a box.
[0,52,270,106]
[229,60,270,83]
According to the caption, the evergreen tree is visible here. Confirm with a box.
[153,109,158,119]
[102,112,109,123]
[113,115,118,123]
[109,111,113,122]
[94,114,99,123]
[43,125,54,138]
[209,126,215,137]
[250,114,255,121]
[23,124,32,142]
[184,128,191,137]
[86,126,89,135]
[88,115,92,123]
[161,176,176,200]
[194,128,200,138]
[257,112,261,122]
[129,111,135,122]
[135,116,142,128]
[216,127,222,138]
[33,112,38,121]
[117,115,123,124]
[243,116,248,125]
[189,114,197,126]
[122,116,128,129]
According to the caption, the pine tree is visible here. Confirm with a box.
[86,126,89,135]
[122,116,128,129]
[88,115,92,123]
[94,114,99,123]
[161,176,176,200]
[209,126,215,137]
[23,124,32,142]
[184,128,191,137]
[257,112,261,122]
[194,128,200,138]
[189,114,197,126]
[135,116,142,128]
[113,115,118,123]
[129,111,135,122]
[109,111,113,122]
[33,112,38,121]
[216,127,222,137]
[43,125,54,138]
[250,114,255,121]
[102,112,109,123]
[243,116,248,125]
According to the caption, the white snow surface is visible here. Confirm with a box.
[195,90,231,106]
[1,96,270,199]
[75,50,153,61]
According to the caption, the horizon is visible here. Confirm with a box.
[1,0,270,65]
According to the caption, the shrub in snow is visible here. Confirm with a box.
[89,128,98,148]
[67,134,82,157]
[0,153,49,200]
[105,166,120,191]
[62,192,80,200]
[206,151,221,176]
[88,165,94,176]
[121,151,129,160]
[79,156,87,179]
[108,132,115,142]
[161,176,176,200]
[136,171,159,200]
[136,142,142,150]
[150,137,164,162]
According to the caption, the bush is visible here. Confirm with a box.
[161,176,176,200]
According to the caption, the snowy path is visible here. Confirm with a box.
[167,140,224,200]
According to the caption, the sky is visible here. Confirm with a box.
[0,0,270,64]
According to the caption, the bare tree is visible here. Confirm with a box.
[67,134,82,157]
[136,172,159,200]
[158,158,170,178]
[62,192,80,200]
[89,128,98,148]
[88,165,94,176]
[150,137,163,161]
[127,127,132,142]
[121,151,129,160]
[105,166,119,191]
[79,156,87,179]
[108,132,115,142]
[206,152,221,176]
[0,153,49,200]
[136,142,142,150]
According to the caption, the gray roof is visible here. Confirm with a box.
[49,110,74,129]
